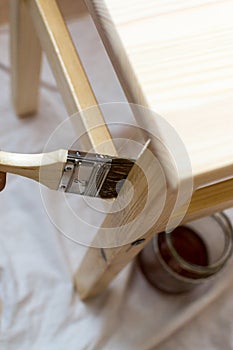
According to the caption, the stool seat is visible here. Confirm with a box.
[85,0,233,190]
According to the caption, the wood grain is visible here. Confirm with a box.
[85,0,233,189]
[26,0,117,156]
[75,0,233,299]
[76,176,233,299]
[10,0,42,116]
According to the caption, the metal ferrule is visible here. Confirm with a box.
[59,150,112,197]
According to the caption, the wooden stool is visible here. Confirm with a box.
[7,0,120,300]
[78,0,233,299]
[6,0,233,300]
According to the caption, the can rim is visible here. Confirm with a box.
[153,212,233,283]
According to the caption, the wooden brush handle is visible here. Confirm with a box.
[0,149,68,190]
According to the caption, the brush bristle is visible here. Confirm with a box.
[98,158,134,198]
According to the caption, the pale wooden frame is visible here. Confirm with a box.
[8,0,233,300]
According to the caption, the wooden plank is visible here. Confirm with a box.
[0,0,9,24]
[75,144,176,299]
[74,0,233,299]
[76,177,233,299]
[10,0,42,116]
[26,0,117,155]
[85,0,233,188]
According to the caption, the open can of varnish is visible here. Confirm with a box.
[138,212,233,293]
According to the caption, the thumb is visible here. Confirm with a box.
[0,172,6,191]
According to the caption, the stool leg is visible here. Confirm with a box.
[23,0,176,301]
[26,0,116,154]
[10,0,42,116]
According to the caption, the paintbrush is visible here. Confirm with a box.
[0,149,134,198]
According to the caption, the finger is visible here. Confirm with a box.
[0,172,6,191]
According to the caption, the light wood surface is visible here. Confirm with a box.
[10,0,42,116]
[75,0,233,298]
[85,0,233,189]
[26,0,117,156]
[76,175,233,299]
